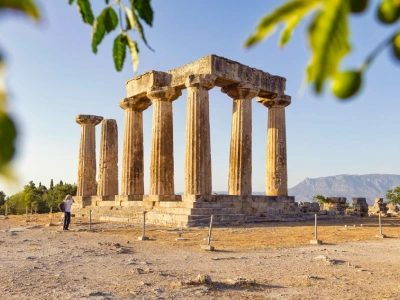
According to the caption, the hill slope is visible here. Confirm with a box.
[289,174,400,205]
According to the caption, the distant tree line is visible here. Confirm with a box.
[0,180,76,215]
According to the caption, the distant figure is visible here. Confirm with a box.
[63,194,74,231]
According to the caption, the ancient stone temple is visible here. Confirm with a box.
[73,55,299,226]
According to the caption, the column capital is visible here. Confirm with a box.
[257,94,291,108]
[147,86,182,102]
[221,83,259,100]
[75,114,103,126]
[119,96,152,112]
[185,74,217,90]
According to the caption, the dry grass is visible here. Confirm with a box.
[3,213,400,252]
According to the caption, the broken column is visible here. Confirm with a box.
[76,114,103,197]
[222,84,259,196]
[374,198,388,214]
[120,97,152,197]
[147,86,181,198]
[97,119,118,199]
[352,197,369,217]
[258,95,291,196]
[184,74,216,195]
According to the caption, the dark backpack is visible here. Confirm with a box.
[58,202,65,212]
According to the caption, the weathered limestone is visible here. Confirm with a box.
[184,74,217,195]
[321,197,347,215]
[258,95,291,196]
[222,84,259,196]
[74,55,306,226]
[374,198,388,214]
[120,97,152,196]
[352,197,368,217]
[76,114,103,197]
[147,86,182,197]
[97,119,118,198]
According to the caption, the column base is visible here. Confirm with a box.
[143,195,182,202]
[118,195,144,201]
[73,196,93,208]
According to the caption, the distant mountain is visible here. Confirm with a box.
[289,174,400,205]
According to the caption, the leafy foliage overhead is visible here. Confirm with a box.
[69,0,154,73]
[246,0,400,100]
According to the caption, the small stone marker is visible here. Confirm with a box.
[201,215,215,251]
[376,212,386,238]
[138,211,149,240]
[310,214,322,245]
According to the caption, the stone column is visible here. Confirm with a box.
[119,96,152,196]
[76,114,103,197]
[222,84,259,196]
[147,86,181,197]
[258,95,291,196]
[184,74,217,195]
[97,119,118,197]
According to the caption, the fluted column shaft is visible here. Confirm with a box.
[76,115,103,197]
[147,87,181,196]
[120,97,152,196]
[222,85,259,196]
[259,95,291,196]
[184,75,216,195]
[97,119,118,196]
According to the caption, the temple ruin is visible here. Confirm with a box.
[72,55,300,226]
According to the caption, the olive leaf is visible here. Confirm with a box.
[132,0,153,26]
[113,34,127,71]
[0,111,17,167]
[307,0,351,93]
[0,0,40,21]
[92,7,118,54]
[125,5,153,50]
[126,35,139,73]
[77,0,94,25]
[245,0,321,47]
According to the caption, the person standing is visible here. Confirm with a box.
[63,194,74,231]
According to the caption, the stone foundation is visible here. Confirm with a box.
[72,195,299,227]
[373,198,388,214]
[321,197,347,216]
[352,197,368,217]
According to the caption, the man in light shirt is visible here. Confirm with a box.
[63,194,74,231]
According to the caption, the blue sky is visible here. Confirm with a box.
[1,0,399,196]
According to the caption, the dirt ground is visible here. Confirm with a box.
[1,213,400,299]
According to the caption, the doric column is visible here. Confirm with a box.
[222,84,259,196]
[258,94,291,196]
[76,114,103,197]
[97,119,118,197]
[119,96,152,196]
[147,86,181,196]
[184,74,217,195]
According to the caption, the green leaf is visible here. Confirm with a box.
[245,0,321,47]
[126,35,139,73]
[0,111,17,167]
[103,7,118,33]
[77,0,94,25]
[132,0,153,26]
[279,16,300,48]
[0,0,41,21]
[124,5,153,51]
[113,34,127,71]
[105,0,109,4]
[69,0,75,5]
[307,0,351,93]
[0,54,5,109]
[91,7,118,54]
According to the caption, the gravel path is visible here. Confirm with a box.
[0,215,399,299]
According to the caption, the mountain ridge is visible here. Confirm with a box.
[288,174,400,205]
